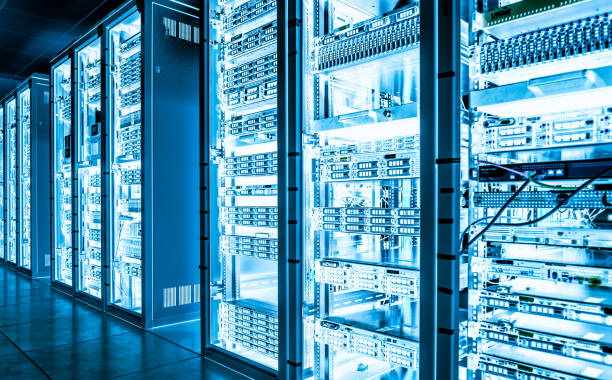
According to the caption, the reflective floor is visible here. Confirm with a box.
[0,264,248,379]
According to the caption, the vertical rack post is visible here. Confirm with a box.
[435,0,461,379]
[419,0,438,379]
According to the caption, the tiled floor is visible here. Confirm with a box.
[0,264,248,379]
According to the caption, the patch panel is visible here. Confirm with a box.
[478,158,612,182]
[315,5,420,72]
[474,190,612,209]
[220,235,278,260]
[315,259,419,298]
[314,320,419,369]
[219,301,279,359]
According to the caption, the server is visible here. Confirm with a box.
[51,55,73,288]
[204,0,281,373]
[0,76,51,278]
[302,0,427,378]
[4,96,17,266]
[51,0,200,329]
[462,0,612,378]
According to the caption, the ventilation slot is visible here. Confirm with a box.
[163,287,177,308]
[163,17,177,38]
[194,283,200,303]
[178,285,192,305]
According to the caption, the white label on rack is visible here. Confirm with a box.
[582,332,604,341]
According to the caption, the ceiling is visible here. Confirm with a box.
[0,0,126,99]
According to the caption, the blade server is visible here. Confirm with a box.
[462,0,612,378]
[206,0,280,372]
[302,0,424,378]
[50,0,200,329]
[0,75,51,278]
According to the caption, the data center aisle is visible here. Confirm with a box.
[0,265,245,379]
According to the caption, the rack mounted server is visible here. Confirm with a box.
[0,75,51,278]
[462,0,612,378]
[50,0,200,328]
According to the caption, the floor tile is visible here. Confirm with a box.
[0,298,85,327]
[113,357,251,380]
[27,331,198,379]
[3,313,136,352]
[152,319,201,354]
[0,333,22,358]
[0,353,48,379]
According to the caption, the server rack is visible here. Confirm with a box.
[51,0,200,328]
[461,0,612,379]
[0,101,4,262]
[0,75,52,278]
[203,0,281,376]
[51,53,74,290]
[5,96,17,266]
[299,0,442,378]
[203,0,440,379]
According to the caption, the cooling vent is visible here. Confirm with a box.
[163,287,177,308]
[162,17,199,44]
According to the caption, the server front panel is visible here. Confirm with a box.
[6,98,16,265]
[303,0,422,378]
[17,88,31,270]
[76,38,103,299]
[463,0,612,378]
[208,0,280,370]
[52,59,74,286]
[108,10,142,314]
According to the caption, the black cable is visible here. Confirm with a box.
[495,166,612,227]
[461,179,530,253]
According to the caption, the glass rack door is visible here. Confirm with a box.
[108,10,142,314]
[208,0,280,370]
[0,105,4,261]
[461,0,612,378]
[76,38,103,299]
[17,88,31,270]
[6,98,16,265]
[52,59,74,286]
[302,0,422,378]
